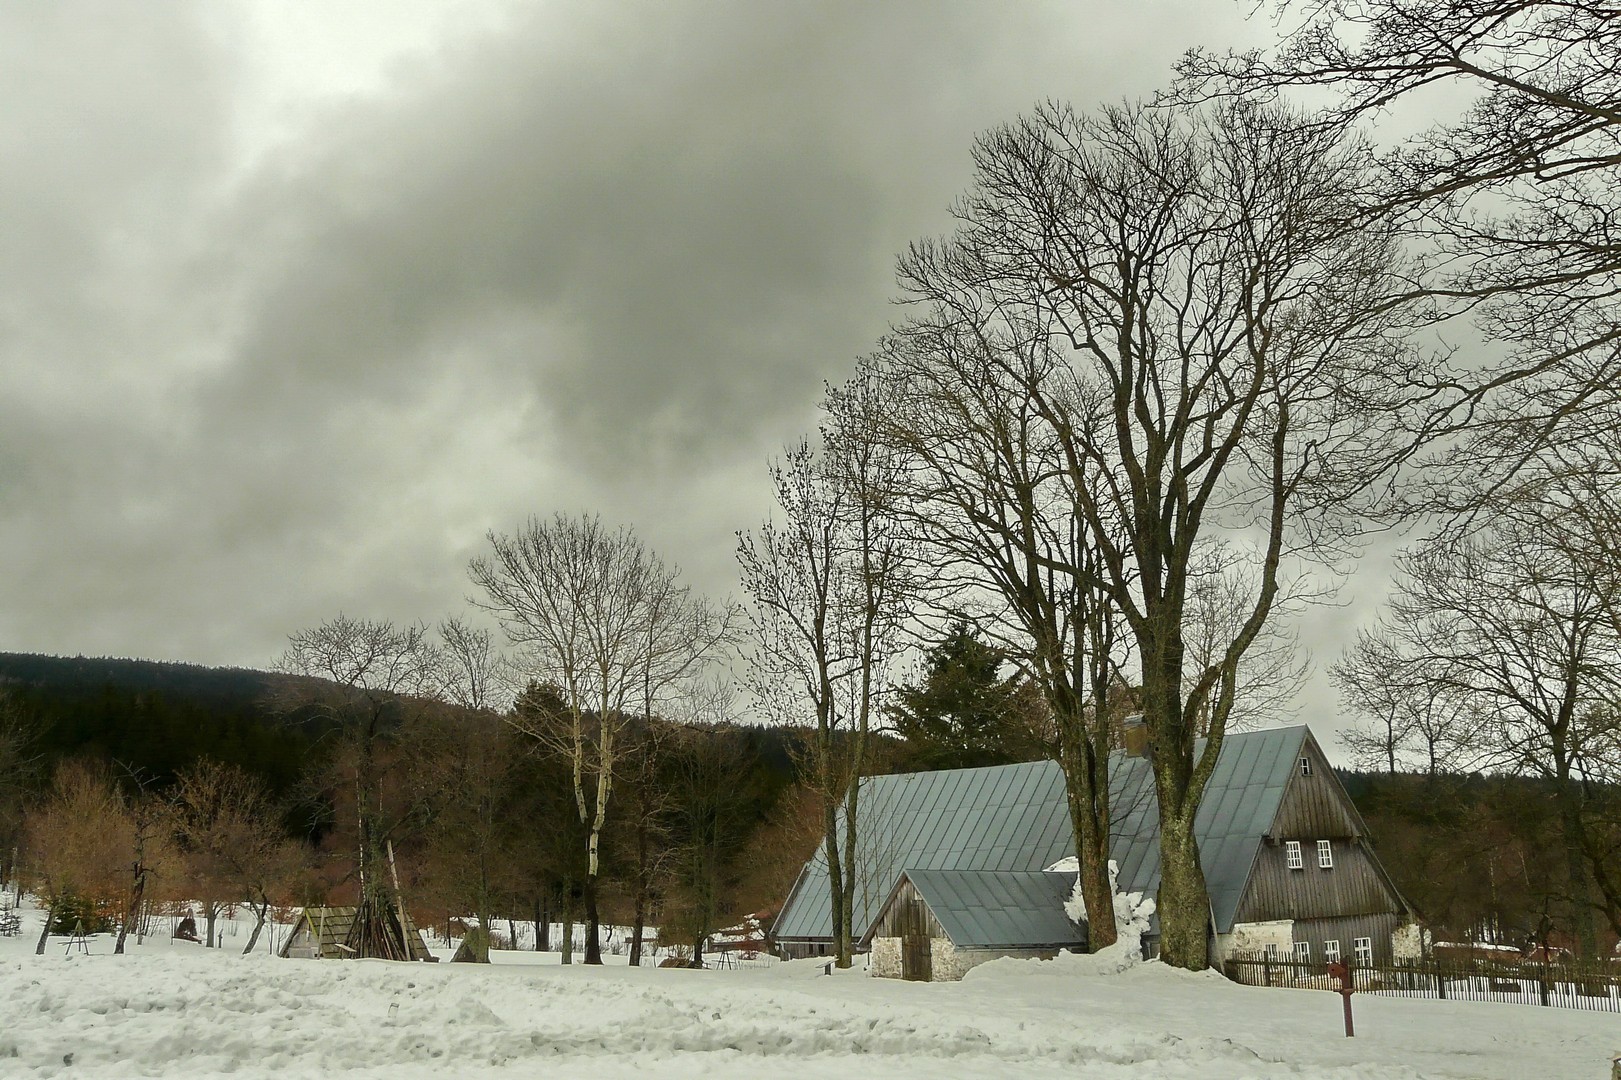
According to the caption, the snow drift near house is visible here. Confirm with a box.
[0,902,1616,1079]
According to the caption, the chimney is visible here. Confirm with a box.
[1121,714,1150,758]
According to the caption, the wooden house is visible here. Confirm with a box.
[861,869,1083,981]
[774,725,1417,977]
[279,905,435,962]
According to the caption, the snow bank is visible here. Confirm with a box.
[2,897,1617,1079]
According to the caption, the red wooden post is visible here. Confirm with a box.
[1327,960,1355,1038]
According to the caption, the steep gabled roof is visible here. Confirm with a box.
[864,869,1084,950]
[774,725,1311,944]
[1109,725,1308,934]
[773,758,1072,943]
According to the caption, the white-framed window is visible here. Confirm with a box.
[1318,839,1334,869]
[1293,941,1311,962]
[1324,939,1341,963]
[1354,937,1373,966]
[1264,942,1281,960]
[1300,755,1313,776]
[1285,840,1303,869]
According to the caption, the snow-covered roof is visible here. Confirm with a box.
[774,726,1311,944]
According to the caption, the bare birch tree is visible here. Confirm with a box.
[470,514,730,965]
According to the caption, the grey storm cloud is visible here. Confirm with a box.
[5,0,1359,707]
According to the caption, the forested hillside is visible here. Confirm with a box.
[0,652,328,798]
[2,650,1612,958]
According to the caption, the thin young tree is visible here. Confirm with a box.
[737,425,909,968]
[889,99,1435,968]
[471,514,728,965]
[111,764,168,956]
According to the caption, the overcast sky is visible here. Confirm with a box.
[0,1,1397,743]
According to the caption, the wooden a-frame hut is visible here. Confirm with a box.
[279,904,435,962]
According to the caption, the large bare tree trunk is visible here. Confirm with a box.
[822,797,846,966]
[837,786,857,968]
[1056,712,1115,952]
[1154,807,1209,969]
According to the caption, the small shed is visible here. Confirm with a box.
[279,905,434,962]
[862,868,1083,982]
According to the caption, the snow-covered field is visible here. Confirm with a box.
[1,902,1615,1079]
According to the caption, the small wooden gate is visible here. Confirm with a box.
[899,897,932,981]
[901,932,932,981]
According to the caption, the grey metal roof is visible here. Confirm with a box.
[1108,725,1308,935]
[893,869,1083,949]
[773,757,1073,943]
[773,725,1309,943]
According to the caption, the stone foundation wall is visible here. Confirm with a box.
[869,937,902,978]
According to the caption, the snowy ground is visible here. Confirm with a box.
[1,902,1616,1079]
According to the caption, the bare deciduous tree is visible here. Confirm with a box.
[23,761,127,954]
[110,765,167,956]
[170,758,303,954]
[737,424,910,968]
[886,99,1433,968]
[471,514,730,965]
[1181,1,1621,484]
[859,324,1128,949]
[276,614,443,958]
[438,616,512,713]
[1336,474,1621,955]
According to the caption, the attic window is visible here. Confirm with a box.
[1318,840,1334,869]
[1300,756,1313,776]
[1285,840,1303,870]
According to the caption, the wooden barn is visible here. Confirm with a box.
[279,905,435,962]
[774,724,1418,975]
